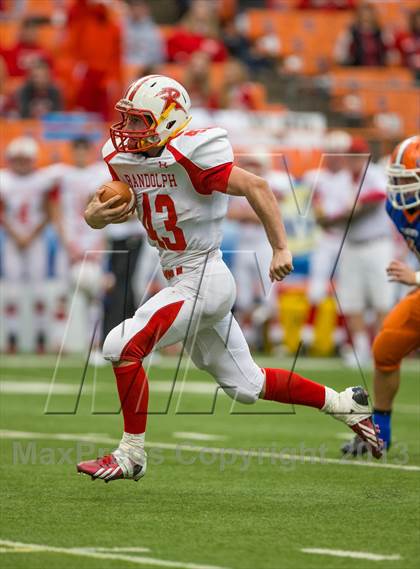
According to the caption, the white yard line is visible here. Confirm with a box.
[89,547,151,553]
[394,403,420,414]
[153,381,215,395]
[173,432,226,442]
[0,379,216,396]
[301,548,401,561]
[2,354,418,372]
[1,430,419,473]
[2,379,419,418]
[1,381,81,395]
[0,357,84,368]
[0,430,118,445]
[0,540,230,569]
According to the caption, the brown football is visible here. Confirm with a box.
[99,180,136,212]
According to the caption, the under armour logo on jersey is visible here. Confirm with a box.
[158,87,184,112]
[159,161,168,168]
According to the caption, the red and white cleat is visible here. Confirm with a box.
[77,451,146,482]
[324,386,383,459]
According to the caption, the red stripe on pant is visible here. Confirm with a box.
[114,300,184,434]
[121,300,184,361]
[263,368,326,409]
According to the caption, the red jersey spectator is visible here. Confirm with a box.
[167,0,227,63]
[335,3,388,66]
[392,8,420,76]
[61,0,122,118]
[1,17,53,78]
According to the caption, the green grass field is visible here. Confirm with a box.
[1,354,419,569]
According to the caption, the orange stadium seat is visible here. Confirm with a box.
[25,0,72,17]
[158,62,269,110]
[0,20,58,51]
[270,147,323,178]
[246,82,268,110]
[328,66,414,97]
[374,0,415,30]
[357,89,420,136]
[155,62,185,84]
[0,119,107,168]
[0,21,20,48]
[245,9,353,73]
[230,145,322,178]
[36,25,59,51]
[0,119,42,166]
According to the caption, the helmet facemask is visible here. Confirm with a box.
[110,76,192,153]
[386,164,420,211]
[110,105,161,153]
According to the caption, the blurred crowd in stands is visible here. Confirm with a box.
[0,0,419,119]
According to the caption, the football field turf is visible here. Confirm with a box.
[1,354,419,569]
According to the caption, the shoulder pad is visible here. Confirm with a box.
[170,127,233,169]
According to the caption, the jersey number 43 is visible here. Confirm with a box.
[142,193,187,251]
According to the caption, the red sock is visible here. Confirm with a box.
[114,362,149,434]
[263,368,325,409]
[306,304,317,325]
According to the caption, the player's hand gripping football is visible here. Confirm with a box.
[270,248,294,282]
[386,259,417,286]
[84,188,131,229]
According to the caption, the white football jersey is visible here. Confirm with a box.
[346,162,391,243]
[303,168,353,222]
[102,127,234,270]
[47,162,109,252]
[0,168,56,238]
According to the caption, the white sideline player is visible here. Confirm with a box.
[77,75,383,482]
[301,131,353,349]
[47,137,110,356]
[337,138,395,367]
[0,137,57,353]
[229,152,289,348]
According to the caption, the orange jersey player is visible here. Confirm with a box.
[343,135,420,456]
[77,75,382,483]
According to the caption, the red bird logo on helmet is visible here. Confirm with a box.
[157,87,184,112]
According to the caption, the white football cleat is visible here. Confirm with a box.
[323,386,383,459]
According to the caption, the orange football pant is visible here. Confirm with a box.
[372,288,420,372]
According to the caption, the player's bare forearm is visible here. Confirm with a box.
[227,208,260,224]
[227,166,293,280]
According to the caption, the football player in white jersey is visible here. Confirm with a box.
[337,137,394,368]
[0,137,57,353]
[77,75,383,482]
[229,152,289,350]
[47,137,110,357]
[301,131,353,351]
